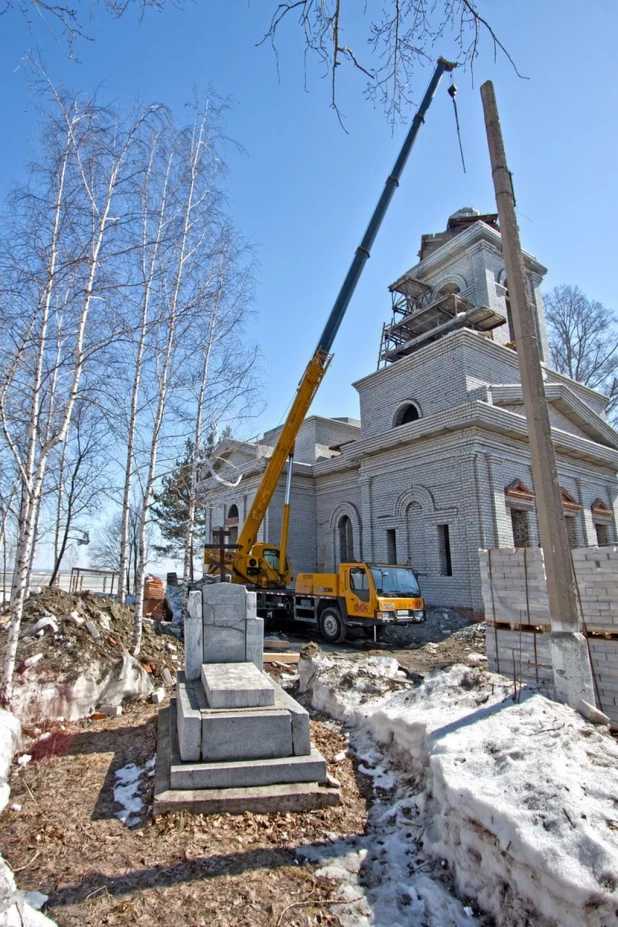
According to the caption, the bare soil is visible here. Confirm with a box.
[272,617,486,679]
[1,698,368,927]
[0,596,484,926]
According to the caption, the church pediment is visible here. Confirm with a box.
[490,383,618,450]
[505,479,535,502]
[591,498,613,521]
[560,488,582,512]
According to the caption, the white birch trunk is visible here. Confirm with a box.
[118,132,172,604]
[131,111,209,655]
[0,100,150,703]
[182,295,219,581]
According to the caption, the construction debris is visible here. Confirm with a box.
[262,652,299,664]
[98,705,122,717]
[576,698,610,726]
[84,620,100,639]
[0,587,184,724]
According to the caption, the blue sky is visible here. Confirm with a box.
[1,0,617,442]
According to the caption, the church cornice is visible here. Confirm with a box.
[353,329,611,417]
[395,220,547,286]
[340,399,618,469]
[489,383,618,449]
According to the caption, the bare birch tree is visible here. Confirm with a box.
[544,284,618,423]
[47,402,111,586]
[128,97,232,655]
[3,0,179,56]
[180,232,260,582]
[90,502,145,595]
[0,79,159,703]
[261,0,518,122]
[116,117,173,605]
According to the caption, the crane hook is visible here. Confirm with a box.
[448,81,466,173]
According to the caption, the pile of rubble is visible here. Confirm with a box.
[0,587,184,724]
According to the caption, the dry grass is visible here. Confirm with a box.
[1,700,369,926]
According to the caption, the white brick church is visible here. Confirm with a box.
[199,209,618,616]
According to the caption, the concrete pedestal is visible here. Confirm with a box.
[176,672,311,763]
[201,662,275,709]
[154,704,341,817]
[549,631,596,708]
[156,580,333,817]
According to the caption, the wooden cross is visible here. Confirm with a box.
[204,527,241,582]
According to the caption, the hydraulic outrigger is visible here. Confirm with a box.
[205,57,457,589]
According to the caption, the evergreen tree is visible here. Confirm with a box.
[151,441,208,570]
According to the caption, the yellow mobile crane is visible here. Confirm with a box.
[205,58,456,642]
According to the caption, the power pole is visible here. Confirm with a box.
[481,80,595,709]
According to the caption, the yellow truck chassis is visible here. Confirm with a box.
[254,562,426,644]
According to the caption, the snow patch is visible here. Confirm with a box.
[299,653,618,926]
[113,757,154,827]
[0,854,57,926]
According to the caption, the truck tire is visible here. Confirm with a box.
[319,607,346,644]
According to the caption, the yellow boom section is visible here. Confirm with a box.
[204,347,332,585]
[237,348,332,556]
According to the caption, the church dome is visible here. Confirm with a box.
[449,207,480,220]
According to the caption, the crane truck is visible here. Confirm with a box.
[204,57,456,643]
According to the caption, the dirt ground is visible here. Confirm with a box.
[1,697,369,927]
[0,604,484,926]
[271,614,487,679]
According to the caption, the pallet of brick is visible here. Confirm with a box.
[486,626,554,690]
[587,637,618,724]
[572,547,618,633]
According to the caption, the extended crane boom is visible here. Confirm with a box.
[205,57,456,587]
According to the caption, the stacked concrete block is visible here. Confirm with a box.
[480,545,618,723]
[587,639,618,723]
[485,627,553,691]
[571,547,618,633]
[478,548,549,627]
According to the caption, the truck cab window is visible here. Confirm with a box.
[263,549,280,570]
[349,567,370,601]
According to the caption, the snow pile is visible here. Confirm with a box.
[299,653,618,927]
[10,651,154,724]
[298,653,400,722]
[0,710,21,815]
[0,709,57,926]
[0,853,56,926]
[113,756,155,827]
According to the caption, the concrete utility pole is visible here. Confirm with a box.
[481,80,596,709]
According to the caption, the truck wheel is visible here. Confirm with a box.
[319,607,346,644]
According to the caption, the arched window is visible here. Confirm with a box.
[226,503,239,544]
[393,402,421,427]
[338,515,354,562]
[437,282,460,296]
[406,502,426,575]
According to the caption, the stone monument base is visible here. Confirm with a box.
[154,703,341,816]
